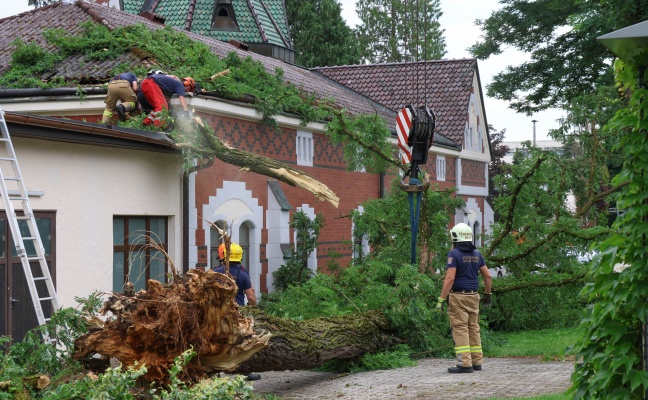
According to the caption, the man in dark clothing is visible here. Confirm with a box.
[213,242,257,306]
[140,70,192,128]
[437,223,492,373]
[213,242,259,381]
[102,72,138,124]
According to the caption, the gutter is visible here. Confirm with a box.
[0,87,107,98]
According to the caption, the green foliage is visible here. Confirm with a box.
[285,0,362,67]
[470,0,648,113]
[485,146,610,275]
[318,344,416,373]
[569,61,648,399]
[45,364,146,400]
[263,260,461,356]
[0,38,62,88]
[2,22,399,174]
[351,180,464,273]
[272,211,325,292]
[484,278,585,332]
[356,0,446,63]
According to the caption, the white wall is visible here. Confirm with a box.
[9,137,183,308]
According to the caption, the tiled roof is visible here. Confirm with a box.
[122,0,291,48]
[0,1,393,127]
[313,60,479,145]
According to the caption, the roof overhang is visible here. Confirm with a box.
[4,112,179,153]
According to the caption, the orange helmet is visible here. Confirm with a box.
[183,77,195,93]
[218,243,226,260]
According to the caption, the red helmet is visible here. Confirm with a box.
[183,77,195,93]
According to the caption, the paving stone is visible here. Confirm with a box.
[248,357,573,399]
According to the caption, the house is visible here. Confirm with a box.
[1,110,182,341]
[313,61,494,242]
[0,1,494,339]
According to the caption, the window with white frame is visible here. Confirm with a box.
[436,156,446,181]
[296,131,313,166]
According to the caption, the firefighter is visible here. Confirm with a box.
[437,223,492,373]
[212,242,260,381]
[139,70,193,128]
[101,71,138,124]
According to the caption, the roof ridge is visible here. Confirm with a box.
[0,1,64,24]
[76,0,116,30]
[257,0,291,49]
[313,58,477,70]
[245,0,268,43]
[185,0,197,31]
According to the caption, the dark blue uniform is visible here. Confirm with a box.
[446,243,485,291]
[213,263,252,306]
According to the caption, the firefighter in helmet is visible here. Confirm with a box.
[437,223,492,373]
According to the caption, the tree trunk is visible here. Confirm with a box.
[232,308,396,373]
[72,269,397,383]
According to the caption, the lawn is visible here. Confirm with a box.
[487,326,579,359]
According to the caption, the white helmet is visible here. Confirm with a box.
[451,223,473,243]
[147,69,166,76]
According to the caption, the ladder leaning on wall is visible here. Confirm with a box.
[0,106,60,341]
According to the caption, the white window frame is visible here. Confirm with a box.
[436,156,446,181]
[296,130,313,167]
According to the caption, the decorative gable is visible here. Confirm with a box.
[211,0,240,31]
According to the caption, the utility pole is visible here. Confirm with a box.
[531,119,538,147]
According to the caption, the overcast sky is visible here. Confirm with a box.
[1,0,563,142]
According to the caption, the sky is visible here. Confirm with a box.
[1,0,563,143]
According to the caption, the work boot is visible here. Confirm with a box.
[473,365,482,371]
[448,365,473,373]
[116,104,127,122]
[245,373,261,381]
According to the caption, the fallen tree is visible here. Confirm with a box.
[72,269,397,383]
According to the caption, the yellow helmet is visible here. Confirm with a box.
[229,243,243,262]
[219,242,243,262]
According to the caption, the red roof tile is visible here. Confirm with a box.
[313,60,479,145]
[0,1,394,127]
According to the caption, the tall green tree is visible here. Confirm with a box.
[356,0,446,63]
[28,0,59,8]
[470,0,648,114]
[285,0,361,68]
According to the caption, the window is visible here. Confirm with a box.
[210,0,240,31]
[436,156,446,181]
[296,131,313,166]
[113,217,168,293]
[239,221,251,268]
[210,220,227,269]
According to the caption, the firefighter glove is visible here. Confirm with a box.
[481,293,492,308]
[436,296,446,311]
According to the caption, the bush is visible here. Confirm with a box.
[483,279,585,332]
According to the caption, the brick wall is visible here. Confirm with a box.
[461,159,486,187]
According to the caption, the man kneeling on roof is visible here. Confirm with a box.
[139,69,194,129]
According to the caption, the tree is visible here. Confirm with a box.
[568,58,648,399]
[487,125,509,220]
[356,0,446,63]
[470,0,648,114]
[285,0,361,68]
[28,0,59,8]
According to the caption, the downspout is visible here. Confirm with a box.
[379,172,385,198]
[183,158,214,273]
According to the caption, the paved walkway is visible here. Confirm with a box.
[249,357,574,399]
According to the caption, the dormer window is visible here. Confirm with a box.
[211,0,240,31]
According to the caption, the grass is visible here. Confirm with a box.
[487,326,579,359]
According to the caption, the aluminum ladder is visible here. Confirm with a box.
[0,106,59,340]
